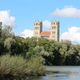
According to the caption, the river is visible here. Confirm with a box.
[1,66,80,80]
[27,66,80,80]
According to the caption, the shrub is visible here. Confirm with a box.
[0,55,27,76]
[0,55,45,77]
[26,56,45,76]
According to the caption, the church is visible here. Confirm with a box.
[34,20,60,41]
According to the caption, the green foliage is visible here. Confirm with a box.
[26,56,45,76]
[0,55,45,76]
[0,24,80,66]
[1,25,14,39]
[0,55,27,76]
[4,38,16,53]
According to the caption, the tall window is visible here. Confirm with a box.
[35,27,39,29]
[52,26,56,29]
[52,31,55,34]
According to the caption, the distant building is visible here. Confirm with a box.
[34,20,60,41]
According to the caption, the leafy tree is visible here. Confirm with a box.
[4,37,16,54]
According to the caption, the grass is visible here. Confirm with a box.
[0,55,45,77]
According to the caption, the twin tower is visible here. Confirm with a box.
[34,21,60,41]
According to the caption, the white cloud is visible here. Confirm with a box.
[20,26,80,43]
[20,20,51,38]
[53,7,80,18]
[0,10,15,27]
[20,29,34,38]
[61,27,80,42]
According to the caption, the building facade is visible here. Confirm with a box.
[34,20,60,41]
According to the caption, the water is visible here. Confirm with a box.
[1,66,80,80]
[28,66,80,80]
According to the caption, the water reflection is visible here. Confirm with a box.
[1,66,80,80]
[1,72,80,80]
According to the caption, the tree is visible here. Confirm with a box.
[4,37,16,54]
[0,22,2,37]
[64,45,78,65]
[1,25,14,40]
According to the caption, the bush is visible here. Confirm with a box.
[26,56,45,76]
[0,55,27,76]
[0,55,44,77]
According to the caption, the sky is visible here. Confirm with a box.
[0,0,80,43]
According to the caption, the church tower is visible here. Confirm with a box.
[50,21,59,41]
[34,21,42,37]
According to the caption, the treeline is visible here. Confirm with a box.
[0,25,44,77]
[0,25,80,66]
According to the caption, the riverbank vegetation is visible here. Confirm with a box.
[0,25,45,77]
[0,24,80,76]
[0,55,44,77]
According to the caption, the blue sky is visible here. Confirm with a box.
[0,0,80,43]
